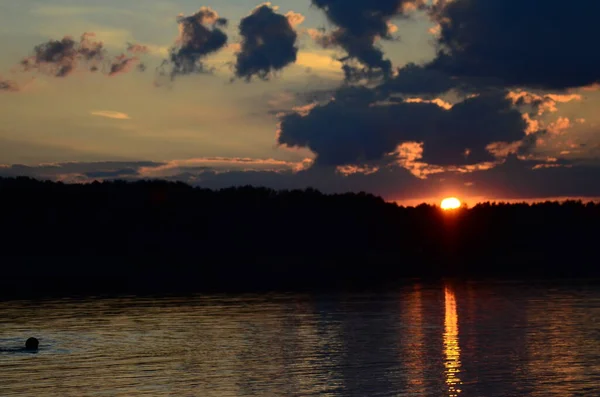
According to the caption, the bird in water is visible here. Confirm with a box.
[0,337,39,353]
[25,337,39,351]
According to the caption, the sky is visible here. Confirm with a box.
[1,0,599,204]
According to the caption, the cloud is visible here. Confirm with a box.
[310,0,427,80]
[0,157,313,184]
[126,43,150,55]
[0,158,314,186]
[404,97,453,110]
[234,3,300,81]
[3,157,600,201]
[547,117,572,135]
[108,54,141,76]
[381,63,462,97]
[19,33,149,79]
[285,11,305,27]
[158,7,228,80]
[0,161,160,181]
[429,0,600,90]
[507,91,582,116]
[21,32,105,77]
[176,165,426,198]
[105,43,152,75]
[450,155,600,199]
[91,111,131,120]
[0,160,424,198]
[84,168,141,179]
[277,87,527,167]
[138,157,312,178]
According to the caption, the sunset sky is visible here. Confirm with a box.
[1,0,599,204]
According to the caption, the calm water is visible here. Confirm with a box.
[0,281,599,396]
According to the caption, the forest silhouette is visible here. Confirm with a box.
[0,177,598,297]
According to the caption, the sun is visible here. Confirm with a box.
[441,197,462,210]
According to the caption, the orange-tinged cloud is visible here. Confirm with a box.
[295,51,343,74]
[486,141,522,158]
[507,91,582,115]
[405,97,453,110]
[336,165,380,176]
[285,11,305,27]
[582,83,600,91]
[393,142,445,179]
[306,28,325,41]
[391,141,500,179]
[532,163,563,170]
[291,103,318,116]
[227,42,242,52]
[523,113,541,135]
[91,110,131,120]
[428,24,441,36]
[401,0,428,13]
[547,117,571,135]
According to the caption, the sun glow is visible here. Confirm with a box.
[441,197,462,210]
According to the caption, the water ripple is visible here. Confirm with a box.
[0,282,599,396]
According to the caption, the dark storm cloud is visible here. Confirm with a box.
[380,63,461,97]
[278,88,526,167]
[311,0,427,80]
[160,7,228,79]
[21,33,105,77]
[421,93,527,165]
[234,4,299,81]
[429,0,600,90]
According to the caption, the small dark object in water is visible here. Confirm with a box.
[25,337,39,351]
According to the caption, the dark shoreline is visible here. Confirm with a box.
[1,177,598,300]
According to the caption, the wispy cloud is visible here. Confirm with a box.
[0,158,313,184]
[295,51,343,75]
[91,110,131,120]
[138,157,313,177]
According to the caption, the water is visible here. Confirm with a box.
[0,281,599,396]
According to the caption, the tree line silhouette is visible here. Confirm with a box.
[0,177,598,296]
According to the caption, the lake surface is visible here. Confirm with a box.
[0,281,599,396]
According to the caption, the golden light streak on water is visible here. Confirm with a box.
[444,286,462,396]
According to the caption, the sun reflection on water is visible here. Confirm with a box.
[444,286,462,396]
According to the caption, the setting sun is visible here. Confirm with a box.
[441,197,462,210]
